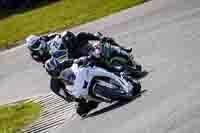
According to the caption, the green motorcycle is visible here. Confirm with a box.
[91,40,143,79]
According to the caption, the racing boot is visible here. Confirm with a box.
[76,99,99,117]
[98,33,132,54]
[112,46,131,61]
[110,41,132,53]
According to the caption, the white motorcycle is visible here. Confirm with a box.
[60,64,141,103]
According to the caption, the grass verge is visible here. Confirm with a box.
[0,100,41,133]
[0,0,145,49]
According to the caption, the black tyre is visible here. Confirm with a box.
[135,64,142,72]
[131,80,141,96]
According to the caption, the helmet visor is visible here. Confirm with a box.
[31,40,42,50]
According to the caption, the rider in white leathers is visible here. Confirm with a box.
[45,58,132,116]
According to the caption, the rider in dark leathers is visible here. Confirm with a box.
[26,31,131,63]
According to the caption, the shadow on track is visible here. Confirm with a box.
[83,90,147,119]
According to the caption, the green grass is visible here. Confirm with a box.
[0,0,145,49]
[0,100,41,133]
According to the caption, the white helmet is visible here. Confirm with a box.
[25,35,46,51]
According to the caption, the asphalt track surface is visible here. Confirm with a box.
[1,0,200,132]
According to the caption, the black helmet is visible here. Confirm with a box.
[61,31,76,50]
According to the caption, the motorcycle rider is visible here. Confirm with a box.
[25,31,132,102]
[44,57,130,117]
[44,57,99,117]
[26,31,132,64]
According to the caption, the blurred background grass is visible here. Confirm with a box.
[0,0,145,49]
[0,100,41,133]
